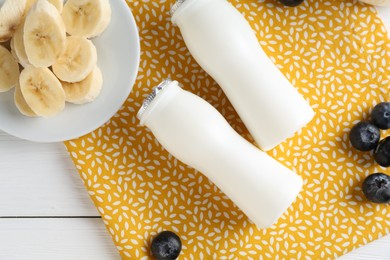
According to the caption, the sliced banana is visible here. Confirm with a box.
[52,36,97,83]
[25,0,63,14]
[14,81,37,117]
[62,0,111,38]
[10,19,30,67]
[24,0,66,68]
[89,0,111,38]
[0,0,27,42]
[19,66,65,117]
[48,0,63,13]
[62,66,103,104]
[25,0,37,14]
[0,45,19,92]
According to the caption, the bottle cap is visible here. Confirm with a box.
[170,0,186,17]
[137,79,173,121]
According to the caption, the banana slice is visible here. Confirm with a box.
[0,45,19,92]
[62,66,103,104]
[52,36,97,83]
[24,0,66,68]
[25,0,37,14]
[14,81,37,117]
[62,0,111,38]
[89,0,111,38]
[25,0,63,14]
[19,66,65,117]
[0,0,27,42]
[48,0,63,13]
[10,19,30,67]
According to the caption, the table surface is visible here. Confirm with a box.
[1,5,390,260]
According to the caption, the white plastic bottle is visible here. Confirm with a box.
[171,0,315,151]
[138,79,303,228]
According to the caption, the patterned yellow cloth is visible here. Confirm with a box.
[65,0,390,259]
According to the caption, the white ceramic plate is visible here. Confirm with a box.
[0,0,140,143]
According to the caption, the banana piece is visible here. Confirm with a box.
[14,81,37,117]
[19,66,65,117]
[25,0,37,14]
[0,45,19,92]
[52,36,97,83]
[25,0,63,14]
[0,0,27,42]
[62,66,103,104]
[10,19,30,67]
[25,0,64,15]
[48,0,63,13]
[24,0,66,68]
[62,0,111,38]
[89,0,111,38]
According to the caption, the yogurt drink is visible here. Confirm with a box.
[138,79,303,228]
[171,0,315,151]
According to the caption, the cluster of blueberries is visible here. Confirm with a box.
[349,102,390,204]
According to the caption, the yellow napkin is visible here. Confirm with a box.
[65,0,390,258]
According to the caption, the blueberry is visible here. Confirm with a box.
[278,0,304,7]
[371,102,390,130]
[374,137,390,167]
[349,121,380,151]
[151,231,182,260]
[362,173,390,203]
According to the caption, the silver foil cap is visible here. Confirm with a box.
[170,0,186,17]
[137,79,173,121]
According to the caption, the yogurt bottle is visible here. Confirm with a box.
[171,0,315,151]
[138,79,303,228]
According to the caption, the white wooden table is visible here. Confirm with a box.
[1,6,390,260]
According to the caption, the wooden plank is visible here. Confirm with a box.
[339,235,390,259]
[0,217,388,260]
[0,218,120,260]
[0,131,98,216]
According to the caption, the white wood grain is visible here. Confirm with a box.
[340,235,390,259]
[0,131,98,216]
[0,218,120,260]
